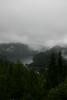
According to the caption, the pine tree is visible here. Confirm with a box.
[46,52,58,88]
[57,51,65,83]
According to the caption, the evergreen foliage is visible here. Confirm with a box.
[0,51,67,99]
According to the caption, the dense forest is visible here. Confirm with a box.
[0,51,67,100]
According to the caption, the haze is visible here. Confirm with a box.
[0,0,66,48]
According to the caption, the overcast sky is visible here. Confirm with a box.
[0,0,66,48]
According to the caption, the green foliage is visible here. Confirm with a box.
[0,51,67,100]
[0,59,46,100]
[48,80,67,100]
[46,51,66,88]
[46,52,58,88]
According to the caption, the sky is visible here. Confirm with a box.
[0,0,66,48]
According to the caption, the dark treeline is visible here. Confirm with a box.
[0,51,67,100]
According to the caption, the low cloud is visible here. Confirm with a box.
[0,0,66,48]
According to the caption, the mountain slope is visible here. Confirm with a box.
[28,45,67,71]
[0,43,38,63]
[0,43,67,64]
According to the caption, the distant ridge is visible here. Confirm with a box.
[0,43,38,63]
[0,43,67,64]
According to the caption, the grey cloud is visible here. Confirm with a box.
[0,0,66,48]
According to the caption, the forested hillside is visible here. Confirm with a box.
[0,50,67,100]
[0,43,38,63]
